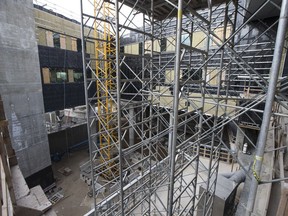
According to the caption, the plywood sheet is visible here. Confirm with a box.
[68,69,74,83]
[71,38,77,51]
[60,35,66,49]
[46,31,54,47]
[42,68,50,84]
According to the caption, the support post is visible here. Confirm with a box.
[80,0,97,215]
[167,0,183,215]
[129,106,135,146]
[115,1,124,215]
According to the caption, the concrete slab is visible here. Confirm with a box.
[17,186,52,213]
[11,165,30,200]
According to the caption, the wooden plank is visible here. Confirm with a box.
[0,135,16,204]
[60,35,66,49]
[66,36,72,51]
[45,31,54,47]
[42,68,50,84]
[71,38,77,51]
[68,69,74,83]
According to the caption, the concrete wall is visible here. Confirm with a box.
[0,0,51,178]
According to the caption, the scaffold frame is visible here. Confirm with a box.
[80,0,288,215]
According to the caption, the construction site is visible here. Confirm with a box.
[1,0,288,215]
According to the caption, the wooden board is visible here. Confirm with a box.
[68,69,74,83]
[46,31,54,47]
[60,35,66,49]
[71,38,77,51]
[42,68,50,84]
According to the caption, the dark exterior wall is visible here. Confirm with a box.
[38,45,83,68]
[48,124,88,155]
[38,45,86,111]
[42,83,85,112]
[0,0,53,186]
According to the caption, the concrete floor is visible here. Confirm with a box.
[51,149,92,216]
[50,149,237,216]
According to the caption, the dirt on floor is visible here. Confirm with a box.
[50,149,93,216]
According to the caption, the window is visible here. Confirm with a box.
[160,38,167,52]
[120,46,124,53]
[77,38,82,52]
[181,34,191,46]
[182,68,202,80]
[74,70,84,82]
[56,72,67,82]
[53,33,60,48]
[138,42,143,55]
[50,69,67,83]
[185,101,191,106]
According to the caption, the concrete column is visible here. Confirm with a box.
[235,127,245,153]
[0,0,52,186]
[129,106,135,146]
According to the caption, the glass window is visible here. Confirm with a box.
[181,34,191,46]
[77,38,86,52]
[160,38,167,52]
[120,46,124,53]
[50,69,67,83]
[138,42,143,55]
[74,70,84,82]
[56,72,67,82]
[53,33,60,48]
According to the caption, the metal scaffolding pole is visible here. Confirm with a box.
[246,0,288,215]
[115,0,124,214]
[80,1,97,215]
[167,0,183,215]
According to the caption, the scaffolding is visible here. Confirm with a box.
[80,0,288,215]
